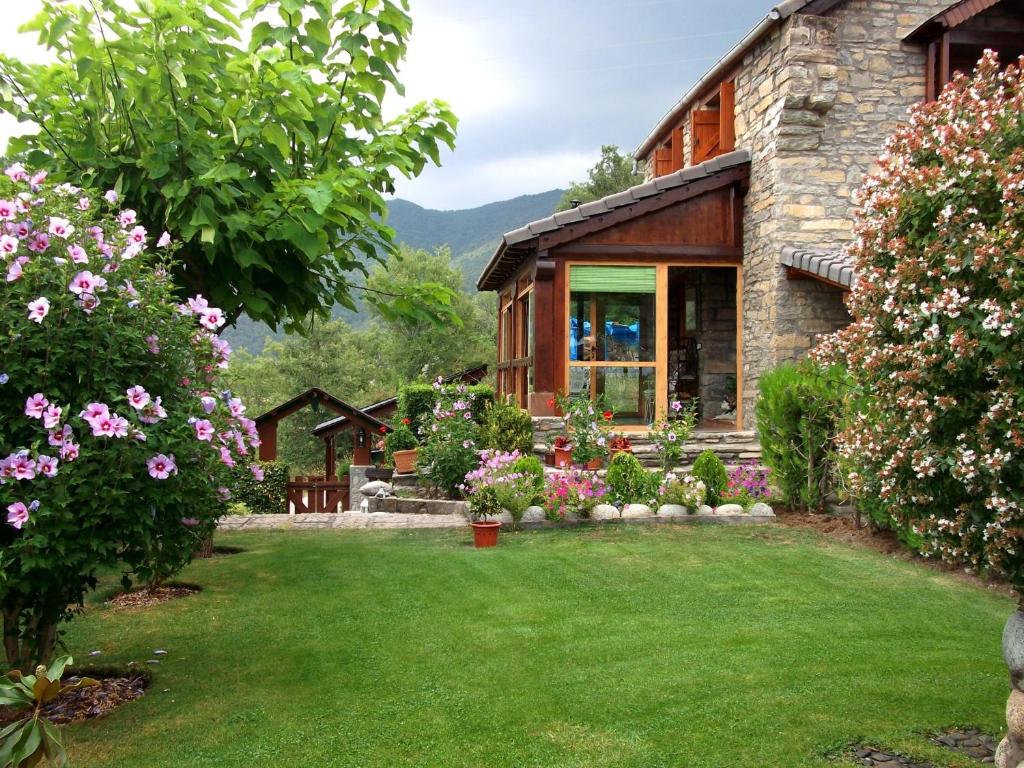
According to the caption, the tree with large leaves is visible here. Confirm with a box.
[0,0,459,330]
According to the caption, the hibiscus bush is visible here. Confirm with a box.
[816,53,1024,588]
[417,380,481,498]
[0,167,260,670]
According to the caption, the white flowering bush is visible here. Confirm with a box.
[816,53,1024,588]
[0,168,260,670]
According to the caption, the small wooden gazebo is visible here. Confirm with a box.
[255,388,391,478]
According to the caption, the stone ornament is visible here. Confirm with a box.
[997,611,1024,767]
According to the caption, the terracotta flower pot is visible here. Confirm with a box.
[471,520,501,548]
[586,457,603,470]
[392,448,418,475]
[554,446,573,468]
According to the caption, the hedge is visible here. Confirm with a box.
[229,460,289,515]
[398,382,494,438]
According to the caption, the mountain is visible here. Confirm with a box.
[224,189,563,354]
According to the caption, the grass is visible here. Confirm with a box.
[60,524,1012,768]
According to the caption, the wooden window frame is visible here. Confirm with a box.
[562,261,743,431]
[496,280,534,407]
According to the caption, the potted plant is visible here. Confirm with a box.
[552,434,573,468]
[608,434,633,456]
[554,392,613,469]
[385,419,419,474]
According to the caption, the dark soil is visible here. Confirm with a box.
[107,582,202,609]
[211,545,245,556]
[0,666,150,726]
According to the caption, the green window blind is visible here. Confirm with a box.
[569,266,656,294]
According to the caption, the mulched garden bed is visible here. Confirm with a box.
[211,545,245,556]
[106,582,202,609]
[0,665,150,727]
[846,729,998,766]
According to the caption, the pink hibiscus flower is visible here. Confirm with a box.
[24,393,49,419]
[147,453,177,480]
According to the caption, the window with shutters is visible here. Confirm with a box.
[691,81,735,165]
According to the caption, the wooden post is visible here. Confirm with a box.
[926,41,937,101]
[353,428,371,466]
[656,264,668,421]
[257,420,277,462]
[325,435,336,479]
[529,256,557,415]
[938,32,950,93]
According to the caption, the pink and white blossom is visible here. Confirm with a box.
[126,385,150,410]
[27,297,50,323]
[25,393,48,419]
[6,501,30,529]
[147,453,177,480]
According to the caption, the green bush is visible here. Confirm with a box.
[692,450,728,507]
[398,382,494,438]
[480,399,534,454]
[230,461,288,515]
[605,452,659,506]
[509,455,545,500]
[755,360,848,512]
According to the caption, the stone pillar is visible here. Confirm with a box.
[997,610,1024,767]
[348,465,372,508]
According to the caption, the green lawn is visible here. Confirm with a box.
[61,525,1012,768]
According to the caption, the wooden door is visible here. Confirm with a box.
[691,109,721,164]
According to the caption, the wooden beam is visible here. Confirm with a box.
[926,41,937,101]
[783,265,850,291]
[939,32,951,92]
[656,264,668,421]
[947,29,1024,47]
[553,244,743,260]
[531,256,557,399]
[537,166,749,251]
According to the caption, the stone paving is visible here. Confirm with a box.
[218,512,468,531]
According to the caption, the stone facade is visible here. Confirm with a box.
[696,269,737,420]
[641,0,958,426]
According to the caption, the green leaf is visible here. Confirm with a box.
[201,226,216,244]
[262,122,291,159]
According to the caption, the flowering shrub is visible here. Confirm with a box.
[229,460,288,515]
[461,450,543,522]
[649,400,697,470]
[417,380,481,498]
[722,461,770,510]
[553,392,610,465]
[659,473,706,509]
[814,53,1024,587]
[540,466,607,521]
[0,170,259,669]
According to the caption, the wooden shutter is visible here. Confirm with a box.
[670,127,684,172]
[654,146,672,176]
[719,81,735,153]
[691,109,721,164]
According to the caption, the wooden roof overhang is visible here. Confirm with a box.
[477,150,751,292]
[255,387,391,435]
[905,0,1017,42]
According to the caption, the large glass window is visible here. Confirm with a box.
[568,265,658,424]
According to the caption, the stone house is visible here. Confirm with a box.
[476,0,1024,433]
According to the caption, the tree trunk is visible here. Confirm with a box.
[194,533,215,559]
[3,604,58,674]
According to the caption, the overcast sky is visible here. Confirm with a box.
[0,0,769,210]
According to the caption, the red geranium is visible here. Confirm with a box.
[401,417,411,425]
[602,410,613,422]
[379,425,387,434]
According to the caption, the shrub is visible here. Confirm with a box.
[605,451,658,506]
[649,399,697,470]
[229,460,288,515]
[755,360,847,511]
[659,473,706,509]
[814,52,1024,587]
[479,399,533,454]
[417,381,481,498]
[461,450,541,523]
[0,172,260,670]
[692,450,728,507]
[541,467,607,521]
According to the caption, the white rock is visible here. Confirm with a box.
[493,511,514,524]
[590,504,620,521]
[521,505,546,523]
[749,502,775,517]
[657,504,688,517]
[715,503,745,516]
[697,505,714,515]
[360,480,393,497]
[621,503,653,518]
